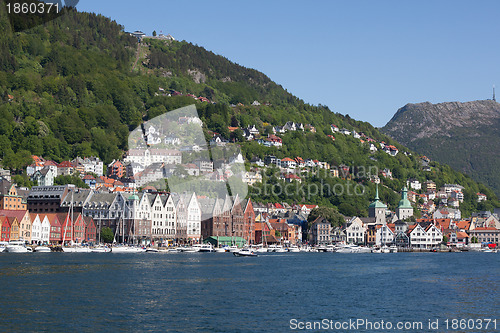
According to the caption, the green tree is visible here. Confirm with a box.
[100,227,114,243]
[152,30,157,37]
[307,207,344,227]
[442,235,448,244]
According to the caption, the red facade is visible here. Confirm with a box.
[0,215,10,241]
[83,216,97,243]
[45,213,62,243]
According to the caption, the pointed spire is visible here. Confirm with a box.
[375,184,380,200]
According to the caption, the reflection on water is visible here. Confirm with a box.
[0,252,498,332]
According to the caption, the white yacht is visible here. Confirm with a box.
[267,244,278,252]
[91,246,111,253]
[288,245,300,252]
[299,246,312,252]
[178,246,199,253]
[233,248,257,257]
[111,246,145,253]
[0,241,8,252]
[226,245,239,253]
[381,245,391,253]
[34,246,51,253]
[193,244,214,252]
[274,245,286,253]
[389,245,398,253]
[63,246,91,253]
[5,241,32,253]
[335,244,371,253]
[214,247,226,253]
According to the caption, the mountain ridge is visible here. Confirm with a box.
[383,100,500,196]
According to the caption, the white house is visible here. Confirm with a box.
[409,223,443,249]
[340,128,351,135]
[408,179,422,190]
[82,157,104,176]
[281,158,297,169]
[30,214,42,244]
[376,224,395,246]
[345,217,366,244]
[40,215,50,244]
[477,192,487,202]
[163,194,177,240]
[125,148,182,168]
[186,192,201,243]
[32,167,55,186]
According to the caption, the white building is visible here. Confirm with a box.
[32,167,56,186]
[148,193,176,241]
[408,179,422,190]
[82,157,104,176]
[125,148,182,168]
[409,223,443,249]
[30,214,42,244]
[40,215,50,244]
[376,224,395,246]
[345,217,366,244]
[186,193,201,242]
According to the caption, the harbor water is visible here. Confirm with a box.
[0,252,498,332]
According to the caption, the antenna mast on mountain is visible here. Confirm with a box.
[493,85,496,102]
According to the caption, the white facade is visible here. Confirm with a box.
[376,225,394,246]
[345,217,366,244]
[186,193,201,242]
[164,195,177,239]
[40,215,50,244]
[125,148,182,168]
[82,157,104,176]
[409,224,443,249]
[31,214,42,243]
[409,180,421,190]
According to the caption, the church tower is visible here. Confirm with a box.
[368,185,387,224]
[396,186,413,220]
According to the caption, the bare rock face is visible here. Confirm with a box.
[382,100,500,195]
[187,69,206,84]
[384,100,500,142]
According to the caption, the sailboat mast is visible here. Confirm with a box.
[70,190,74,244]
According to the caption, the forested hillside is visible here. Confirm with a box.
[0,2,498,217]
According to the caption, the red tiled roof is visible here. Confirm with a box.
[58,161,73,168]
[456,221,470,230]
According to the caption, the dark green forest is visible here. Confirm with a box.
[0,1,498,217]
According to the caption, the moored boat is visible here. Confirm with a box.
[6,241,32,253]
[34,246,51,253]
[91,246,111,253]
[193,243,214,252]
[111,246,145,253]
[233,249,257,257]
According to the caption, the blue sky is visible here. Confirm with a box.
[77,0,500,127]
